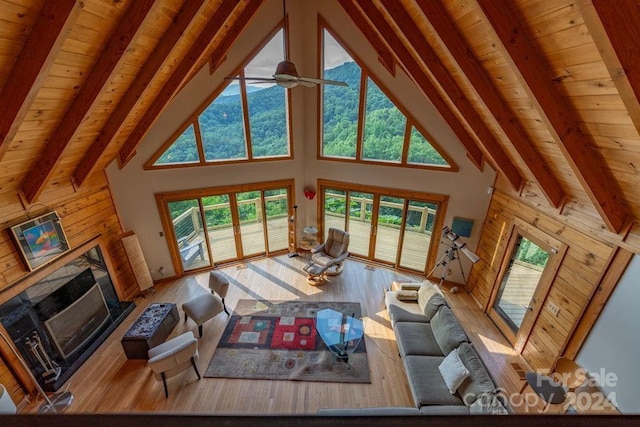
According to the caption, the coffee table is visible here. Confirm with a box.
[315,308,364,364]
[121,303,179,359]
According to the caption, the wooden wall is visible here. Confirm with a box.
[0,173,134,407]
[468,189,617,371]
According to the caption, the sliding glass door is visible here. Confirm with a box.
[319,180,447,274]
[158,180,294,274]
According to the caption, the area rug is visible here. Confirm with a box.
[204,299,370,383]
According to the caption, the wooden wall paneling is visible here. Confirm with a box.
[474,0,631,234]
[564,247,634,359]
[468,189,615,370]
[73,0,208,187]
[0,0,81,161]
[415,0,565,209]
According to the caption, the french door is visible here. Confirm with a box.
[158,180,294,274]
[319,180,447,274]
[487,220,566,352]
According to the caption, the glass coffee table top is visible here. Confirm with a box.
[315,308,364,363]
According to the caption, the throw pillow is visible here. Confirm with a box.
[423,294,448,320]
[395,290,419,301]
[438,348,469,394]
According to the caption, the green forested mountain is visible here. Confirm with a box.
[156,61,448,166]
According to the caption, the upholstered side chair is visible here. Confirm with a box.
[147,331,200,398]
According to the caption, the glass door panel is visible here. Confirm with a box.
[399,201,436,272]
[264,188,288,253]
[236,190,266,257]
[168,199,211,271]
[324,188,347,237]
[374,196,404,264]
[493,236,550,331]
[347,191,373,257]
[202,194,237,264]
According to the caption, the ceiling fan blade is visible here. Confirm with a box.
[224,76,278,83]
[298,76,348,87]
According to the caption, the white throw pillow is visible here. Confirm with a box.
[438,348,469,394]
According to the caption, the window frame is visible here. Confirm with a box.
[145,21,293,170]
[317,18,458,172]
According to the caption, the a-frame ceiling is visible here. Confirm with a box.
[1,0,640,248]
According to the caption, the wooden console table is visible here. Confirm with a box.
[121,303,179,359]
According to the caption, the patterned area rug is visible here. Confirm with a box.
[204,300,370,383]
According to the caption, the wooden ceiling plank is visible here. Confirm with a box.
[73,0,208,187]
[21,0,157,203]
[416,0,564,208]
[0,0,81,162]
[475,0,630,233]
[336,0,395,76]
[376,0,523,191]
[580,0,640,139]
[343,0,486,171]
[118,1,265,166]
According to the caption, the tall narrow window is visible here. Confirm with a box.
[362,77,405,162]
[322,29,360,158]
[200,85,247,161]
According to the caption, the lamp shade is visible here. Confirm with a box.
[0,384,16,414]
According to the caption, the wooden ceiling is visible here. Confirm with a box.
[1,0,640,249]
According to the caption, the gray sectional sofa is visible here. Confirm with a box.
[318,280,508,416]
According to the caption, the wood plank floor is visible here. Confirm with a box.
[19,254,585,415]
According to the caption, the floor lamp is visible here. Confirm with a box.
[0,330,73,413]
[288,204,298,258]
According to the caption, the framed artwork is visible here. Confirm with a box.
[451,217,474,238]
[9,211,70,272]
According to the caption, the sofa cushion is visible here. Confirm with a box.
[438,348,469,394]
[396,289,418,301]
[456,343,497,405]
[469,392,509,415]
[388,304,429,325]
[424,294,448,320]
[394,322,443,356]
[403,355,464,407]
[416,281,440,313]
[419,405,471,415]
[430,306,469,355]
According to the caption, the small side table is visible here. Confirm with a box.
[301,226,319,250]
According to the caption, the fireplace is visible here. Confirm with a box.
[0,244,135,391]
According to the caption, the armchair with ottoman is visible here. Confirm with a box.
[303,228,350,285]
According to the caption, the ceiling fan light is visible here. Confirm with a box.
[278,80,299,89]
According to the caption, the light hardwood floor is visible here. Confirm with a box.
[21,254,554,415]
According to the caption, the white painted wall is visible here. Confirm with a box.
[576,255,640,414]
[107,0,496,281]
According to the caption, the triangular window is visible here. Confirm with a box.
[147,27,290,169]
[320,25,454,169]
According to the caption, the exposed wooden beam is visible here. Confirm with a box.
[0,0,81,161]
[376,0,523,191]
[118,0,264,166]
[415,0,564,208]
[344,0,487,171]
[336,0,395,76]
[73,0,208,187]
[21,0,157,203]
[476,0,630,233]
[580,0,640,139]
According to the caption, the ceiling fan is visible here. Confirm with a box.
[224,1,347,89]
[226,60,348,89]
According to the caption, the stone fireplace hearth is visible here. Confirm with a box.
[0,244,135,392]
